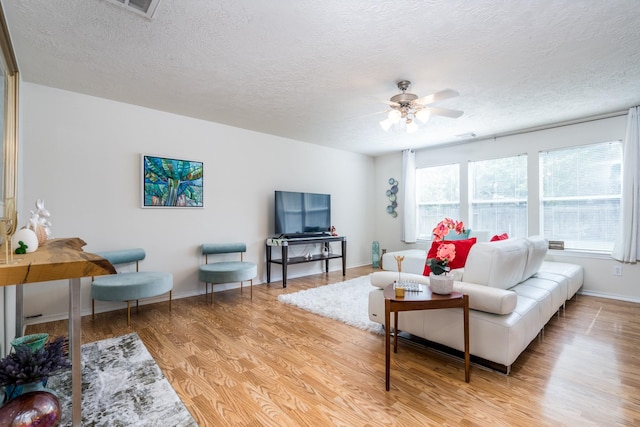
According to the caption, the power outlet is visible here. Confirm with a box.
[612,265,623,276]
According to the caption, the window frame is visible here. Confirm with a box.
[468,154,529,239]
[539,140,622,253]
[415,163,461,241]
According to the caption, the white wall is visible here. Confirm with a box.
[19,83,375,323]
[373,115,640,302]
[373,154,410,257]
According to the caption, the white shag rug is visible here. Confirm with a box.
[278,275,383,334]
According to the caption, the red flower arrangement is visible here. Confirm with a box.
[427,218,466,275]
[432,217,466,242]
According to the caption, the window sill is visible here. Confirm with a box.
[421,238,614,260]
[547,249,612,260]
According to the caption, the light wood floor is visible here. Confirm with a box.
[26,266,640,426]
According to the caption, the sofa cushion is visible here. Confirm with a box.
[462,238,528,290]
[518,276,566,320]
[521,235,548,282]
[422,237,477,275]
[533,272,570,304]
[512,283,554,325]
[536,261,584,299]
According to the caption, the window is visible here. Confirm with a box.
[416,163,459,240]
[540,141,622,252]
[469,155,528,238]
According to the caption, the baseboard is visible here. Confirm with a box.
[23,283,255,326]
[578,290,640,304]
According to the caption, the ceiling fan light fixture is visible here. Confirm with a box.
[415,109,431,124]
[406,121,419,134]
[377,80,463,135]
[388,109,401,124]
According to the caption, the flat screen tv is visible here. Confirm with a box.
[274,191,331,237]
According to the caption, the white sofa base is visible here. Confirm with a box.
[369,274,542,372]
[369,237,583,373]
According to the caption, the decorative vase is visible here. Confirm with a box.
[394,255,405,284]
[429,273,454,295]
[11,333,49,352]
[3,381,50,403]
[0,390,61,425]
[372,241,380,268]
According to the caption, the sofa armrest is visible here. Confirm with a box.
[370,271,517,315]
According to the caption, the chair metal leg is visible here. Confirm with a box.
[169,290,172,311]
[127,301,131,327]
[92,298,95,320]
[250,279,253,299]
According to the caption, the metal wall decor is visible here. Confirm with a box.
[386,178,398,217]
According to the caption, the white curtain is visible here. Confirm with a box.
[402,149,417,243]
[612,106,640,262]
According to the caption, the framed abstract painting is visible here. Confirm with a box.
[142,154,203,208]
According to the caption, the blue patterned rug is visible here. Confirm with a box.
[47,333,197,426]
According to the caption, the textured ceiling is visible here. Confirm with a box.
[3,0,640,156]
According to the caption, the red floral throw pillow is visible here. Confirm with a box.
[490,233,509,242]
[423,237,477,275]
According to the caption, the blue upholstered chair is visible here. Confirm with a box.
[91,248,173,326]
[199,243,257,303]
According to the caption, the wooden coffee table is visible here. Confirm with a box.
[384,283,470,391]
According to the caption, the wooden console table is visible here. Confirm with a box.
[0,238,116,426]
[265,235,346,287]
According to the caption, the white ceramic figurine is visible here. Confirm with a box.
[28,199,52,244]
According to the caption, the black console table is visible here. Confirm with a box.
[265,235,346,287]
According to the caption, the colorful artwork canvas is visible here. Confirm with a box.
[142,155,203,208]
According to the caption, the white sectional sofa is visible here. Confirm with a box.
[368,236,583,373]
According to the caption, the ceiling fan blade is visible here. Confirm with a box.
[367,96,401,108]
[414,88,459,106]
[424,107,464,118]
[347,110,389,121]
[380,99,400,107]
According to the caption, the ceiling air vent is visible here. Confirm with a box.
[104,0,161,19]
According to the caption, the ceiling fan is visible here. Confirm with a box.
[379,80,463,133]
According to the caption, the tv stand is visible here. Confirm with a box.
[279,232,330,239]
[266,235,346,287]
